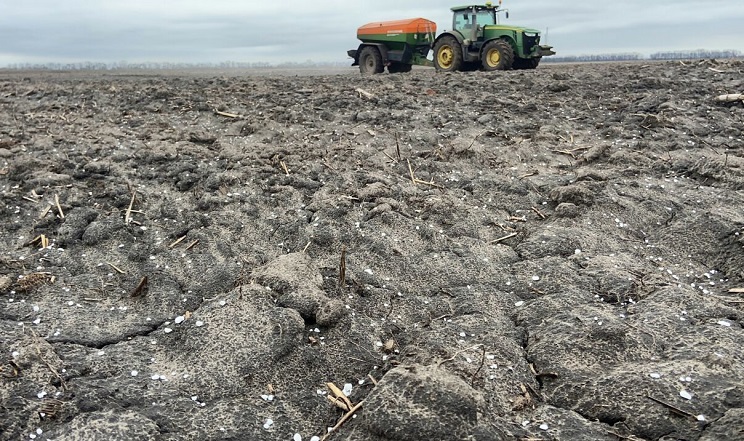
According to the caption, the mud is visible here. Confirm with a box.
[1,61,743,441]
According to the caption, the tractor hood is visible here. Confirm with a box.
[484,24,541,34]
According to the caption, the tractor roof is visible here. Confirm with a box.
[450,4,499,12]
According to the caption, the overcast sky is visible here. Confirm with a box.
[1,0,743,66]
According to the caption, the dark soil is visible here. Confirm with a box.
[1,60,743,441]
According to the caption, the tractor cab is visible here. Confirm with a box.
[450,2,510,46]
[452,4,498,38]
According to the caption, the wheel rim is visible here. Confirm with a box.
[438,46,454,69]
[487,49,501,67]
[364,56,375,70]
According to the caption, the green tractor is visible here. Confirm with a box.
[435,1,555,71]
[347,1,554,73]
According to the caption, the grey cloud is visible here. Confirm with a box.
[1,0,743,66]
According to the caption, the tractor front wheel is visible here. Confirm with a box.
[481,39,514,71]
[433,36,463,72]
[359,46,384,74]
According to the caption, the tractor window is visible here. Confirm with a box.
[475,10,495,26]
[454,12,471,31]
[454,9,495,32]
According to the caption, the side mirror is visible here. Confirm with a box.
[506,11,510,19]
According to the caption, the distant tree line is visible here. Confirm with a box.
[648,49,742,60]
[544,49,743,63]
[542,53,643,63]
[2,49,743,71]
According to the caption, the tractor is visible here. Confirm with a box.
[347,1,554,73]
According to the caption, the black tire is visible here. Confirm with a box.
[359,46,384,74]
[388,62,413,73]
[433,36,463,72]
[481,39,515,71]
[513,57,541,70]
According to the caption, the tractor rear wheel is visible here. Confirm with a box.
[481,39,514,71]
[388,62,412,73]
[359,46,384,74]
[433,36,463,72]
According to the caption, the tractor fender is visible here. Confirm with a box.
[351,43,389,65]
[434,31,465,47]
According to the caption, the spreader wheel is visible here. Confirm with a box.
[359,46,384,74]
